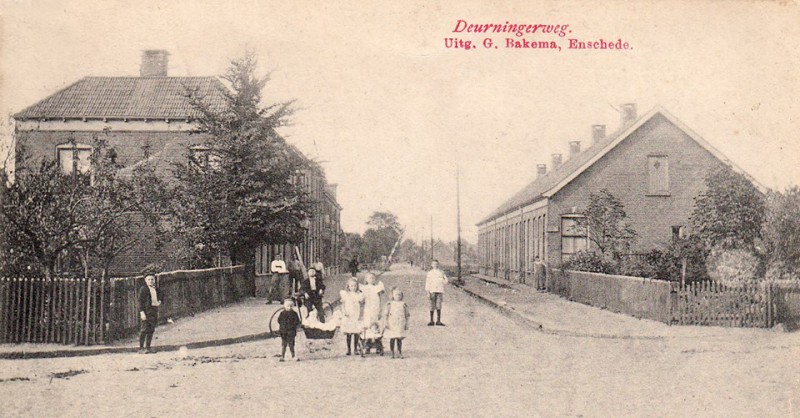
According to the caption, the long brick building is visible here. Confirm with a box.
[13,50,342,277]
[476,104,763,282]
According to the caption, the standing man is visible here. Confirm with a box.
[425,259,448,326]
[137,274,162,354]
[269,254,290,304]
[313,258,325,282]
[300,267,326,322]
[288,254,304,297]
[533,256,547,292]
[348,255,359,277]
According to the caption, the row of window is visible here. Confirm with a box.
[478,214,547,272]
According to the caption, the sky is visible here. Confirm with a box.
[2,0,799,244]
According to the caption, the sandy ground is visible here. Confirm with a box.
[1,266,799,417]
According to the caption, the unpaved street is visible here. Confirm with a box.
[1,266,799,417]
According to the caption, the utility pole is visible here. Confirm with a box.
[430,215,434,264]
[456,165,462,283]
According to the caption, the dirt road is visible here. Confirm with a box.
[1,266,798,417]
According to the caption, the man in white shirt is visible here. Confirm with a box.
[425,259,448,326]
[269,254,290,304]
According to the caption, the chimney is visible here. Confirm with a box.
[140,50,170,77]
[536,164,547,178]
[620,103,637,126]
[551,153,562,170]
[568,141,581,159]
[592,124,606,145]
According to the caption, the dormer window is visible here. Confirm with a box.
[57,143,92,175]
[190,146,221,171]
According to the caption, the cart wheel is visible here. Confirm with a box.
[268,307,282,335]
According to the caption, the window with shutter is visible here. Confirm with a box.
[647,155,670,195]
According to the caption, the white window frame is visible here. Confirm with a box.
[189,145,221,171]
[56,142,93,184]
[561,215,589,259]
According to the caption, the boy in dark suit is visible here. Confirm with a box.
[137,274,163,354]
[277,299,301,361]
[300,268,326,322]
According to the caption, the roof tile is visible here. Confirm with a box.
[14,76,227,119]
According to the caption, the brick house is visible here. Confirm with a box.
[476,104,764,282]
[13,50,342,277]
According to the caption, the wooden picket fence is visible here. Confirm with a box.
[0,277,108,345]
[671,281,772,327]
[0,265,252,345]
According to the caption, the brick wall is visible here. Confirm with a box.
[547,114,725,263]
[15,128,214,177]
[548,268,673,323]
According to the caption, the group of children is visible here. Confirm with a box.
[276,272,410,360]
[339,274,410,359]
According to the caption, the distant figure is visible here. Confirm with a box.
[137,274,162,354]
[425,259,448,326]
[313,258,325,281]
[533,256,548,291]
[382,287,410,359]
[300,267,326,322]
[289,254,306,294]
[269,254,290,304]
[277,299,301,362]
[348,256,360,277]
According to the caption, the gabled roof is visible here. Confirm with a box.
[13,76,227,120]
[477,106,766,226]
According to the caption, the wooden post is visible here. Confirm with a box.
[99,278,105,344]
[0,278,6,343]
[23,277,32,342]
[84,278,92,345]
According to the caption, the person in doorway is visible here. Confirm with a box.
[269,254,290,304]
[425,259,448,326]
[137,274,162,354]
[300,267,326,322]
[277,298,301,362]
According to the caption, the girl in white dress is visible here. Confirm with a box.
[361,273,385,324]
[339,278,365,356]
[382,287,410,359]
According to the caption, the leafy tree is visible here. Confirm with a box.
[578,189,637,258]
[366,211,401,231]
[1,137,167,279]
[691,165,765,251]
[170,52,310,267]
[1,145,94,279]
[360,211,403,263]
[762,186,800,279]
[82,137,167,278]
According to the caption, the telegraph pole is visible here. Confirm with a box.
[430,215,434,263]
[456,165,462,283]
